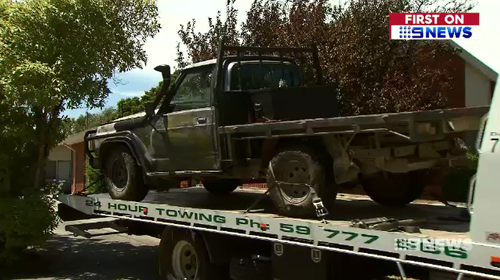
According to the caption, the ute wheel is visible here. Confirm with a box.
[159,228,228,280]
[358,170,428,206]
[104,148,148,201]
[267,146,337,219]
[202,180,238,196]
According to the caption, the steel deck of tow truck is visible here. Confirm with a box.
[57,187,500,279]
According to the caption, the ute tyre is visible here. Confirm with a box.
[159,228,228,280]
[267,146,337,219]
[358,170,428,207]
[203,181,238,196]
[104,148,148,201]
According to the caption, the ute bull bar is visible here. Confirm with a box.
[84,130,99,169]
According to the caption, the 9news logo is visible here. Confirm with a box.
[390,13,480,40]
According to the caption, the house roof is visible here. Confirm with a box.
[61,127,97,146]
[449,40,498,81]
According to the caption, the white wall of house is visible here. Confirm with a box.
[465,62,492,107]
[47,145,72,193]
[48,145,72,161]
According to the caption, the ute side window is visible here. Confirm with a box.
[229,62,300,91]
[170,65,214,112]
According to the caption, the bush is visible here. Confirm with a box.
[441,151,478,203]
[441,168,476,203]
[0,188,58,265]
[85,160,107,194]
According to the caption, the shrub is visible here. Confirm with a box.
[85,160,107,194]
[0,188,58,265]
[441,168,476,203]
[440,150,479,203]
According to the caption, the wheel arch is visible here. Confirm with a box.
[98,137,145,170]
[259,136,331,171]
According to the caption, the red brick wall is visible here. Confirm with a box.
[70,142,86,194]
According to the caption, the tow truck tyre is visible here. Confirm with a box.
[104,148,149,201]
[267,146,337,219]
[202,180,238,196]
[358,170,427,206]
[159,228,227,280]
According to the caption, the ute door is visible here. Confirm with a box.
[150,64,219,172]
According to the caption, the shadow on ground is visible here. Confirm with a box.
[1,233,161,280]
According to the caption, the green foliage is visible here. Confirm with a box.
[0,188,58,265]
[466,150,479,165]
[65,107,118,135]
[442,168,476,203]
[0,0,160,191]
[114,70,180,119]
[68,70,181,133]
[440,151,478,203]
[85,160,107,194]
[0,0,160,262]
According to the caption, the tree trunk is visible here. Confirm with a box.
[34,109,48,190]
[0,167,11,197]
[33,101,64,190]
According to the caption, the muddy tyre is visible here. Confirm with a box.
[159,228,228,280]
[358,170,427,206]
[203,181,238,196]
[267,146,337,219]
[104,148,148,201]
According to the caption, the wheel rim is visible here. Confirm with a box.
[111,158,128,189]
[274,158,311,204]
[172,240,198,280]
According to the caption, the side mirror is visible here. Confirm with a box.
[145,102,156,117]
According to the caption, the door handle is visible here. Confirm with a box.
[196,117,207,124]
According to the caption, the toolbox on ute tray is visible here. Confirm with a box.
[249,84,339,122]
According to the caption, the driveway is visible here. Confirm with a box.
[1,218,162,280]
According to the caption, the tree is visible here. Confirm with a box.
[176,0,474,116]
[114,70,180,118]
[0,0,160,190]
[66,107,118,135]
[0,0,160,262]
[65,69,180,135]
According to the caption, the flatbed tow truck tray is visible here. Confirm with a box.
[57,186,500,280]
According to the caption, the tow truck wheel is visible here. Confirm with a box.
[358,170,428,206]
[267,146,337,219]
[104,148,148,201]
[202,180,238,196]
[159,228,227,280]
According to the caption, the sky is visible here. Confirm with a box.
[65,0,500,118]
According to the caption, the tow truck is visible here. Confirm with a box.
[56,71,500,279]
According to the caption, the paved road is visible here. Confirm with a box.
[2,218,162,280]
